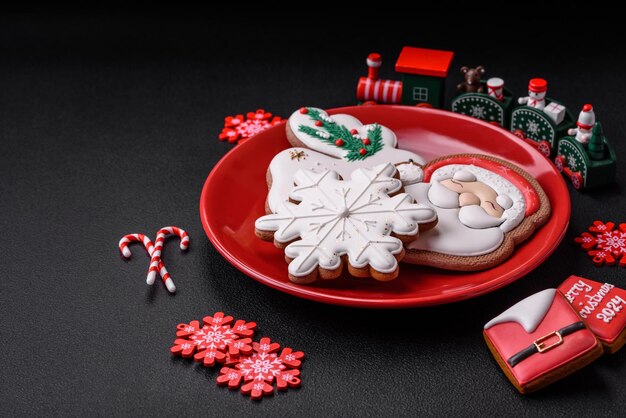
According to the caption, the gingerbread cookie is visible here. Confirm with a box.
[559,275,626,354]
[265,107,426,213]
[255,163,437,284]
[402,154,551,271]
[484,289,603,394]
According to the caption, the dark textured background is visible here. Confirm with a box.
[1,15,625,416]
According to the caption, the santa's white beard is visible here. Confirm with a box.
[405,183,505,257]
[458,205,505,229]
[428,179,462,208]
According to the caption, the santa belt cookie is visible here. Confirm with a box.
[484,277,626,394]
[483,288,603,394]
[506,321,586,368]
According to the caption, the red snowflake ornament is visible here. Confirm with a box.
[218,110,282,144]
[217,337,304,400]
[247,109,273,121]
[225,114,245,128]
[170,312,256,367]
[218,128,241,143]
[574,221,626,267]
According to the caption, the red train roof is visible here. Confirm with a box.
[395,46,454,78]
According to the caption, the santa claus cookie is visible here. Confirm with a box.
[484,289,603,394]
[402,154,551,271]
[264,107,426,213]
[255,163,437,284]
[559,275,626,354]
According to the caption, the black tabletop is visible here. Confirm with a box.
[2,15,625,416]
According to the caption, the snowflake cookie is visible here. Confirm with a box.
[170,312,256,367]
[255,163,437,283]
[574,221,626,267]
[217,337,304,401]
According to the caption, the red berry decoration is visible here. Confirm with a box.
[362,138,371,145]
[299,107,308,114]
[359,148,367,156]
[350,129,358,135]
[335,139,344,146]
[315,120,323,127]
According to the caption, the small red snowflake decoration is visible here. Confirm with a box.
[574,221,626,267]
[217,337,304,400]
[218,109,282,144]
[170,312,256,367]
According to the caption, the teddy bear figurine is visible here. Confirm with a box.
[456,66,485,93]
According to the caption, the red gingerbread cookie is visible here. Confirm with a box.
[483,289,603,394]
[559,275,626,354]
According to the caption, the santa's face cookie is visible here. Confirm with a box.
[403,154,551,271]
[484,289,603,394]
[265,107,426,213]
[255,163,437,284]
[559,275,626,354]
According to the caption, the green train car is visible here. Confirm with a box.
[554,123,616,189]
[510,100,576,157]
[451,83,515,128]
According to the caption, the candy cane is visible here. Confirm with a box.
[146,226,189,288]
[120,233,176,293]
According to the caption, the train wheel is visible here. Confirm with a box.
[415,103,433,108]
[538,141,551,157]
[513,129,526,139]
[571,172,584,190]
[554,155,565,172]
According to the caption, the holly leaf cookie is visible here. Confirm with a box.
[255,163,437,284]
[402,154,551,271]
[265,107,426,214]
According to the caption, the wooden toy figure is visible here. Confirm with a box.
[568,104,596,144]
[518,78,547,110]
[456,66,485,93]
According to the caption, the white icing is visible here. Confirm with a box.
[484,289,556,332]
[256,164,437,277]
[430,164,526,233]
[406,182,505,256]
[453,170,476,182]
[427,179,460,209]
[396,163,424,186]
[268,145,426,213]
[458,205,505,229]
[496,194,513,209]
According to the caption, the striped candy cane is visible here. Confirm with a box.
[146,226,189,288]
[120,233,176,293]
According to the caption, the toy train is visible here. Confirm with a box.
[355,47,616,190]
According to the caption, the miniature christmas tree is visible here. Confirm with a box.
[588,122,605,160]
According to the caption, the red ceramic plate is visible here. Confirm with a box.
[200,106,570,308]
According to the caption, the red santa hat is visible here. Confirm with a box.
[576,104,595,130]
